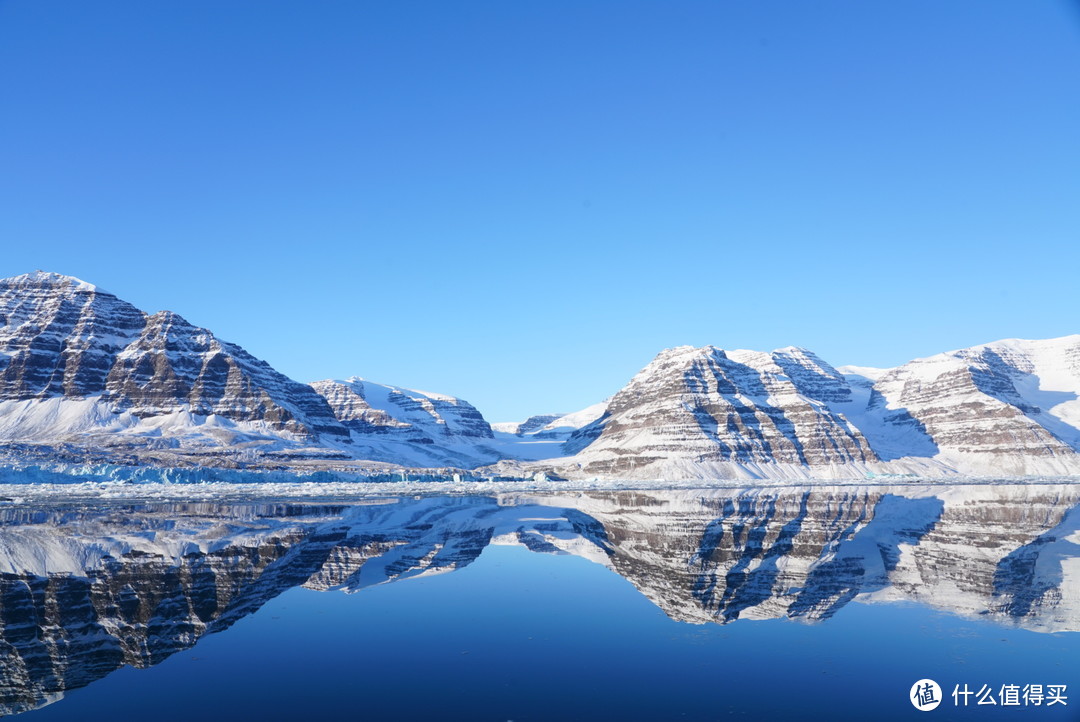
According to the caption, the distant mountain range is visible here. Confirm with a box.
[2,271,1080,480]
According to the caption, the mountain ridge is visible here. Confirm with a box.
[2,271,1080,480]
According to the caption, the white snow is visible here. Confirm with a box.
[541,400,608,431]
[836,365,888,383]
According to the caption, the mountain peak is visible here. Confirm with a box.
[0,272,349,450]
[4,271,104,294]
[648,345,724,366]
[772,345,814,356]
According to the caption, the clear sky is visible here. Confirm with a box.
[2,1,1078,422]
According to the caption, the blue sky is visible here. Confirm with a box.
[2,1,1078,421]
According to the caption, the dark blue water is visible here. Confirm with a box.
[4,485,1079,721]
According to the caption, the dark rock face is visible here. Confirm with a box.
[0,272,347,443]
[881,366,1060,454]
[308,380,419,437]
[0,273,146,400]
[382,388,493,440]
[770,348,854,404]
[105,311,345,439]
[562,415,607,455]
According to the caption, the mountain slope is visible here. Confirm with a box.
[563,345,880,479]
[0,272,348,465]
[487,401,610,463]
[492,402,609,440]
[558,337,1080,480]
[862,335,1080,475]
[310,377,502,467]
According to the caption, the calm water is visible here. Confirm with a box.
[1,484,1078,721]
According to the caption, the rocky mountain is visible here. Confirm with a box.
[3,271,1080,479]
[557,338,1080,480]
[561,346,883,479]
[0,272,352,466]
[309,377,501,467]
[0,272,542,470]
[491,414,564,436]
[2,486,1076,714]
[844,335,1080,476]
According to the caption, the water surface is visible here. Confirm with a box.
[1,484,1077,720]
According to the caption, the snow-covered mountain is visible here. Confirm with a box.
[492,401,608,440]
[4,271,1080,479]
[0,272,350,466]
[0,271,592,471]
[487,401,610,462]
[561,345,884,479]
[491,414,563,436]
[843,335,1080,476]
[309,380,611,467]
[556,338,1080,480]
[310,377,502,467]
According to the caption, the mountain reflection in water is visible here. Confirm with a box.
[1,484,1078,716]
